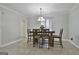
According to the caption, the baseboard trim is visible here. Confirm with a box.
[68,40,79,49]
[0,39,22,47]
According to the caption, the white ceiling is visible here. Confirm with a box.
[0,3,75,16]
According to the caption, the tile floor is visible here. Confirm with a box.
[0,40,79,55]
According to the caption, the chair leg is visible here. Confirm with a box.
[38,38,41,48]
[33,37,35,47]
[38,40,40,48]
[48,38,50,49]
[38,37,43,48]
[52,37,54,47]
[42,37,44,48]
[59,38,63,48]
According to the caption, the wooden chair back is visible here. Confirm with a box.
[59,28,63,37]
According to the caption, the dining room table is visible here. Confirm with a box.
[29,30,55,47]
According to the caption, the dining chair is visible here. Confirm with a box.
[52,28,63,48]
[41,29,49,32]
[38,29,50,49]
[33,29,40,44]
[32,29,50,48]
[40,29,49,36]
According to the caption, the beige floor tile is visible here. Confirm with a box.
[0,40,79,55]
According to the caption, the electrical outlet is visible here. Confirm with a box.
[71,37,73,40]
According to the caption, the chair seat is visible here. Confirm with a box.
[52,35,61,38]
[34,35,40,38]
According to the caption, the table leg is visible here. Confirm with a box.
[52,37,54,47]
[50,33,52,46]
[33,34,35,47]
[50,33,54,47]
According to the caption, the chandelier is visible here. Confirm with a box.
[37,8,45,21]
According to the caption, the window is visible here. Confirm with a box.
[46,19,49,28]
[40,19,50,29]
[40,21,45,27]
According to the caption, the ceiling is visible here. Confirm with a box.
[0,3,76,17]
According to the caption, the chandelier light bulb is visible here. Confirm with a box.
[37,8,45,21]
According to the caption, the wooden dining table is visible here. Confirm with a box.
[29,30,55,47]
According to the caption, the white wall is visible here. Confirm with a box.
[27,16,40,29]
[0,5,27,45]
[52,13,69,39]
[27,13,69,39]
[69,4,79,46]
[0,10,1,44]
